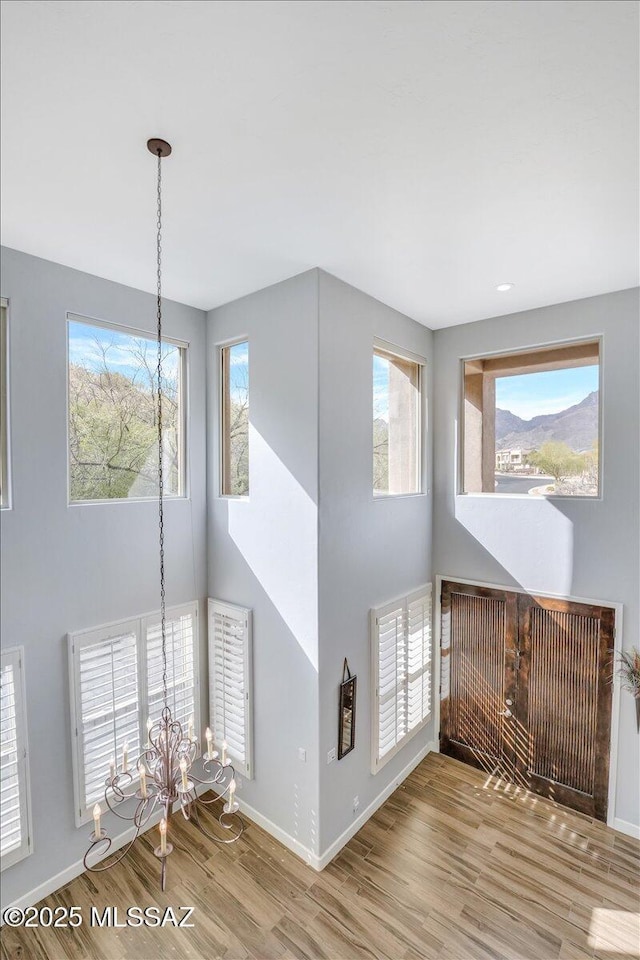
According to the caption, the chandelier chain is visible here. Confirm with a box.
[155,149,168,709]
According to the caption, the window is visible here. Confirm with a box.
[68,314,186,502]
[1,648,32,870]
[462,339,600,497]
[69,602,198,824]
[373,341,423,496]
[208,599,253,779]
[371,585,432,773]
[1,299,9,508]
[221,341,249,496]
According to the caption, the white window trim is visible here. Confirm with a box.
[218,337,250,500]
[208,598,254,780]
[0,297,12,510]
[66,311,190,506]
[68,601,199,826]
[370,584,432,775]
[1,646,33,870]
[373,337,427,500]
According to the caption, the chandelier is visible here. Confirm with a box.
[83,138,243,891]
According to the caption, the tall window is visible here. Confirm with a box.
[68,315,186,502]
[208,599,253,779]
[373,342,423,496]
[1,648,32,870]
[371,586,432,773]
[69,602,198,824]
[221,341,249,496]
[0,299,9,508]
[462,339,600,497]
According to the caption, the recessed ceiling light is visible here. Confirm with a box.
[496,282,515,292]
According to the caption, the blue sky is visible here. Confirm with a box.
[228,341,249,401]
[496,365,599,420]
[69,319,179,386]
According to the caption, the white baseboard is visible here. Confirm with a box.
[4,742,437,914]
[235,797,318,867]
[613,817,640,840]
[316,739,437,870]
[2,784,210,917]
[240,739,437,872]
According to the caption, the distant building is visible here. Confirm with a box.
[496,449,524,471]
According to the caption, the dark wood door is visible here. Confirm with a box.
[440,581,518,780]
[515,593,614,821]
[440,581,614,822]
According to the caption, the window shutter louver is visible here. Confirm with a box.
[208,599,253,780]
[145,606,198,732]
[71,622,141,822]
[371,586,432,773]
[1,648,32,870]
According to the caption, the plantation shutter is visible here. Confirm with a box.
[1,648,32,869]
[70,621,141,823]
[371,585,432,773]
[208,599,253,779]
[145,604,198,732]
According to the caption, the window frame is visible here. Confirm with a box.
[68,601,199,826]
[458,335,602,500]
[219,338,250,499]
[0,298,12,510]
[1,646,33,871]
[66,312,189,506]
[370,584,432,774]
[372,337,427,500]
[207,598,254,780]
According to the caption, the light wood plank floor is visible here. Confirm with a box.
[2,753,639,960]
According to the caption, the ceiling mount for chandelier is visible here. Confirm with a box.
[83,138,244,892]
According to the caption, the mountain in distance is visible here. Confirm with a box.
[495,391,598,453]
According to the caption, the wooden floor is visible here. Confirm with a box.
[2,753,639,960]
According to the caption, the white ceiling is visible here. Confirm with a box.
[1,0,638,328]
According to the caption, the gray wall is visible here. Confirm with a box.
[0,247,207,906]
[317,272,434,853]
[207,270,321,854]
[432,287,640,829]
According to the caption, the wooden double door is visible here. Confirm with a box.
[440,580,615,821]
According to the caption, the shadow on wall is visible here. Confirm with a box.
[451,418,575,596]
[209,521,319,854]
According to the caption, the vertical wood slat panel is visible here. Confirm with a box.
[527,608,599,795]
[450,593,505,757]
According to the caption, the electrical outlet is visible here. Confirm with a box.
[298,747,307,763]
[353,796,360,813]
[327,748,336,764]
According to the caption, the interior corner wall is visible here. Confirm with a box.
[431,287,640,831]
[0,246,207,908]
[317,271,434,855]
[206,270,321,856]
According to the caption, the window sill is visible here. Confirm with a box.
[68,496,190,507]
[457,492,602,502]
[373,491,428,501]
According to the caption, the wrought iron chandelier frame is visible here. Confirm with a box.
[83,139,244,891]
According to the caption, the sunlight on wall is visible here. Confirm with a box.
[452,416,575,595]
[588,908,640,955]
[227,426,318,671]
[455,494,574,596]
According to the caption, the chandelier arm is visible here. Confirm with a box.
[83,829,142,874]
[189,798,245,845]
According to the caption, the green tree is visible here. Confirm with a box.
[529,441,586,482]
